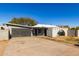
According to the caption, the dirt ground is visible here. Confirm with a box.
[0,40,8,55]
[3,36,79,56]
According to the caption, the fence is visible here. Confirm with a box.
[67,30,76,37]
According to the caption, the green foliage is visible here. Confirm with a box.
[57,30,65,36]
[9,17,37,26]
[1,27,4,30]
[70,28,76,30]
[76,26,79,30]
[70,27,79,30]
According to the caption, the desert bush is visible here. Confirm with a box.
[64,37,79,44]
[55,36,78,44]
[65,37,75,41]
[74,38,79,42]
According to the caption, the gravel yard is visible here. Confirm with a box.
[0,40,8,55]
[3,36,79,56]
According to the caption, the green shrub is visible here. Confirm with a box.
[57,30,65,36]
[1,27,5,30]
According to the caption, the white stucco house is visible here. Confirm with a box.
[33,24,68,37]
[0,23,77,40]
[1,23,69,37]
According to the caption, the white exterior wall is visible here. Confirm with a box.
[77,30,79,37]
[63,28,68,36]
[47,27,60,37]
[0,30,9,40]
[52,27,60,37]
[47,27,68,37]
[47,28,53,37]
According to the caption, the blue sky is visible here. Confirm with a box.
[0,3,79,26]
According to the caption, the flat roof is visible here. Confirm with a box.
[5,23,58,28]
[33,24,58,28]
[5,23,32,29]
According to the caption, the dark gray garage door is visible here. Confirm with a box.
[11,28,32,37]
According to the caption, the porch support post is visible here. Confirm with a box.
[36,28,38,36]
[30,28,33,36]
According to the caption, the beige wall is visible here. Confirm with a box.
[60,28,68,36]
[47,27,60,37]
[77,30,79,37]
[47,27,68,37]
[47,28,53,37]
[52,27,60,37]
[0,30,9,40]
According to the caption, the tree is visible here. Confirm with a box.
[70,27,79,30]
[70,27,76,30]
[9,17,37,26]
[76,26,79,30]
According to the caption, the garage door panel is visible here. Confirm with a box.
[12,28,31,37]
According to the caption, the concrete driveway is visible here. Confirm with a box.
[3,36,79,56]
